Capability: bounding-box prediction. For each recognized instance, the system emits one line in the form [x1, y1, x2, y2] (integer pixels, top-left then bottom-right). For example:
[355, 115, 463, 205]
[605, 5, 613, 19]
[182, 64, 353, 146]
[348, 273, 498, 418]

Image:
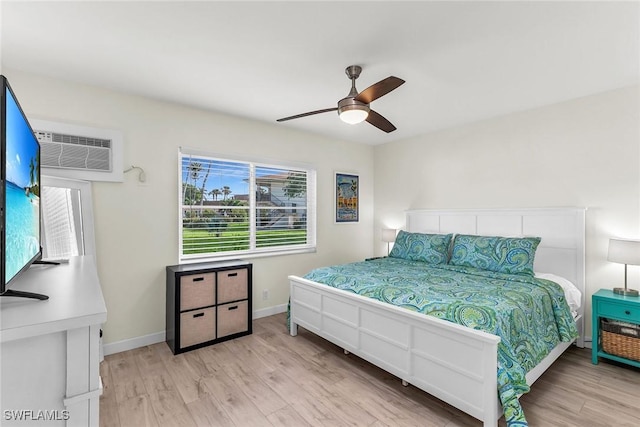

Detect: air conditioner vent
[53, 133, 111, 149]
[29, 118, 123, 182]
[35, 130, 112, 172]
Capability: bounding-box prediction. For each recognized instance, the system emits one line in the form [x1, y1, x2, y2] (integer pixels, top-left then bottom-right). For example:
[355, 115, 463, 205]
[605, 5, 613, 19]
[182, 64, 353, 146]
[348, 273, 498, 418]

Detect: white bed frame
[289, 208, 585, 426]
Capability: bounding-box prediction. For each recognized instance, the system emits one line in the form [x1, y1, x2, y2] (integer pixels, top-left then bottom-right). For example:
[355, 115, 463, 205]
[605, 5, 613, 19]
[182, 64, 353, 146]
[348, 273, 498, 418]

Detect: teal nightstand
[592, 289, 640, 368]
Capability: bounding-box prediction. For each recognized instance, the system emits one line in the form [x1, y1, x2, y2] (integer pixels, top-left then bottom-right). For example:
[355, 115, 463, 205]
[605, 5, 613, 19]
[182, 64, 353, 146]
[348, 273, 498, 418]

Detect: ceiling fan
[276, 65, 405, 133]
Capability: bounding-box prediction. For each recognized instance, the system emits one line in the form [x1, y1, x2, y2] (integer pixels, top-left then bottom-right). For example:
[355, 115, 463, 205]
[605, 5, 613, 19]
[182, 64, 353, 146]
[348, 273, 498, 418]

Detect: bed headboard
[406, 208, 586, 332]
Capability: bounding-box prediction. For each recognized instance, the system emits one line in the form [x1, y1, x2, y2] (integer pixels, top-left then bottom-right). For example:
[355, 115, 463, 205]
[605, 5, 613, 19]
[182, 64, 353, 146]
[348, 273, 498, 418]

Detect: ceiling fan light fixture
[276, 65, 404, 133]
[338, 104, 369, 125]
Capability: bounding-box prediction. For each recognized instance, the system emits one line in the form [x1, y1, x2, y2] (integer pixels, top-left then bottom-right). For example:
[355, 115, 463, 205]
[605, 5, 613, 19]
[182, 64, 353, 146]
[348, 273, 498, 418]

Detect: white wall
[7, 67, 638, 348]
[5, 69, 375, 346]
[374, 85, 640, 337]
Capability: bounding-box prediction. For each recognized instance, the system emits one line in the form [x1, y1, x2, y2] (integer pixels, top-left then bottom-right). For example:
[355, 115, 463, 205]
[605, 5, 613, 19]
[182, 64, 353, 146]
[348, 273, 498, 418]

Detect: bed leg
[483, 415, 498, 427]
[290, 321, 298, 337]
[343, 349, 350, 355]
[401, 380, 408, 387]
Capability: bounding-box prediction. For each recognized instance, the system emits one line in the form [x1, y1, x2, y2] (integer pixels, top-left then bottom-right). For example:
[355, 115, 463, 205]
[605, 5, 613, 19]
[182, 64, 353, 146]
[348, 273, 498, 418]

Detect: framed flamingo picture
[335, 172, 359, 223]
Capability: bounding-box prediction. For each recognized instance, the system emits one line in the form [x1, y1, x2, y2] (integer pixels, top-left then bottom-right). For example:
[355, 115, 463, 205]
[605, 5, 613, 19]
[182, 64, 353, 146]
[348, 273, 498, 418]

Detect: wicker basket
[601, 318, 640, 362]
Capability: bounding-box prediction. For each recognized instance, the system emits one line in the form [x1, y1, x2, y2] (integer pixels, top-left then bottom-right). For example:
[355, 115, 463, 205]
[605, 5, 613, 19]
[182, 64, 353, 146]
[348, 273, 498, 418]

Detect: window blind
[41, 186, 81, 259]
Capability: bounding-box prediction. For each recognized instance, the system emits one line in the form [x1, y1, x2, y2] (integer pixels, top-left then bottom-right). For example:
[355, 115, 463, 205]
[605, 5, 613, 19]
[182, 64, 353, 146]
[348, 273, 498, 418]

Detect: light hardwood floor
[100, 313, 640, 426]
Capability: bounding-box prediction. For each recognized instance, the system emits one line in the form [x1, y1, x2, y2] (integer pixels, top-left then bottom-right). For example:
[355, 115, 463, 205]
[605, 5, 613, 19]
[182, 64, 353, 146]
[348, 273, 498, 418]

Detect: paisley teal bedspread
[302, 257, 578, 427]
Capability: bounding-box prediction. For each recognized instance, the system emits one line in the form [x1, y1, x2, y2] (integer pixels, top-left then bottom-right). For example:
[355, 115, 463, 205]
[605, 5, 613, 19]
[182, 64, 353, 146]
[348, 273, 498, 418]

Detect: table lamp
[382, 228, 397, 256]
[608, 238, 640, 297]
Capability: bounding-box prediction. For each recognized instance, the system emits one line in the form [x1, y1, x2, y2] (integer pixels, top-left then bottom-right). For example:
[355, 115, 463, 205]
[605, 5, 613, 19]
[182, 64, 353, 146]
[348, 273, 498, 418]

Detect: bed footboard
[289, 275, 502, 426]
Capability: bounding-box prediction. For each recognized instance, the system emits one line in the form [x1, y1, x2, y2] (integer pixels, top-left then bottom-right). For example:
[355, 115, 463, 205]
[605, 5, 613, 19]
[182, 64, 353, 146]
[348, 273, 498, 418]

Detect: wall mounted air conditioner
[30, 118, 124, 182]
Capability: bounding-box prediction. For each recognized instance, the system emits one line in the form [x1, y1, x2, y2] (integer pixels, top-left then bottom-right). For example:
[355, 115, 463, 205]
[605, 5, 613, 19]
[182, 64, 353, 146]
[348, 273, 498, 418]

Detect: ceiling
[2, 1, 638, 145]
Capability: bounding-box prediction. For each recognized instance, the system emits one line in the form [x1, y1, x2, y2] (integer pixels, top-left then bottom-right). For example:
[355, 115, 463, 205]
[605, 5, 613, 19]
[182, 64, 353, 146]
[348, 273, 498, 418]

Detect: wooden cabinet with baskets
[166, 260, 252, 354]
[592, 289, 640, 368]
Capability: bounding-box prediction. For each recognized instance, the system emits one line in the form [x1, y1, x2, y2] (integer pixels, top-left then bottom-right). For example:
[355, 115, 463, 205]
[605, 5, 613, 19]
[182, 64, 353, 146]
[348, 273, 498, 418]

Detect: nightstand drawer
[597, 300, 639, 322]
[180, 307, 216, 348]
[218, 268, 248, 303]
[180, 272, 216, 311]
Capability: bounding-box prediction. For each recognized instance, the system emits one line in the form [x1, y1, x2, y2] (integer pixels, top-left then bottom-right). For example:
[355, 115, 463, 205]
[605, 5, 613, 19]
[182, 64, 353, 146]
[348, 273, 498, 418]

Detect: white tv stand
[0, 256, 107, 426]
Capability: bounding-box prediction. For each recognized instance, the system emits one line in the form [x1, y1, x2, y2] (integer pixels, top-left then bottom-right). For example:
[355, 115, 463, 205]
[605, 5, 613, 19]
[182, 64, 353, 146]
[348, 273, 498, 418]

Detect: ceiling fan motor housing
[337, 97, 370, 115]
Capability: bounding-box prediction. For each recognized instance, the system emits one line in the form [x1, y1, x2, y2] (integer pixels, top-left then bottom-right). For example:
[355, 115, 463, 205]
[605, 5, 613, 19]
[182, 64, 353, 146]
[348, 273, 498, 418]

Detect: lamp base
[613, 287, 640, 297]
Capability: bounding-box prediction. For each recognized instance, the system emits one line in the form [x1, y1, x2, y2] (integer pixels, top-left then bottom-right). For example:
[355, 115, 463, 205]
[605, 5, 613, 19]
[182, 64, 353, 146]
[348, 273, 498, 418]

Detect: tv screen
[1, 75, 46, 299]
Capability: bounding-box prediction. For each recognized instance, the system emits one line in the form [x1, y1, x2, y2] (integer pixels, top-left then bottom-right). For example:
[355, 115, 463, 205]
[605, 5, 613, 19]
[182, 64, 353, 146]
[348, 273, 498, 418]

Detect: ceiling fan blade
[355, 76, 405, 104]
[276, 107, 338, 122]
[366, 110, 397, 133]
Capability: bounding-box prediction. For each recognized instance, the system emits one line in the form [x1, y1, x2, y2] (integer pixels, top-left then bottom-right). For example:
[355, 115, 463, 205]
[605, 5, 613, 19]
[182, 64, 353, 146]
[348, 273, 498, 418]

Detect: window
[40, 176, 96, 260]
[179, 149, 316, 261]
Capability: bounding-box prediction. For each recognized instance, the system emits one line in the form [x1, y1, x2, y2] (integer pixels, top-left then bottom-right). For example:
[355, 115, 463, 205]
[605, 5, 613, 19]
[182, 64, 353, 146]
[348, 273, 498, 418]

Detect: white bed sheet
[535, 272, 582, 316]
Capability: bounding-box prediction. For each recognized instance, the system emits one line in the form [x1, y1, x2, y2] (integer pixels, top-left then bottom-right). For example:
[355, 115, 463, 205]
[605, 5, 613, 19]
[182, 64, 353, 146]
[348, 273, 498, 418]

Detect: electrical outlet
[262, 289, 269, 300]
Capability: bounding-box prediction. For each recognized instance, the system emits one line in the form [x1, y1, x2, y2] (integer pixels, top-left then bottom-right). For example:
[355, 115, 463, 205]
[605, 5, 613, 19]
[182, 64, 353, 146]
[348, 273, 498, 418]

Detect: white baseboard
[253, 303, 288, 319]
[103, 331, 165, 356]
[102, 304, 288, 356]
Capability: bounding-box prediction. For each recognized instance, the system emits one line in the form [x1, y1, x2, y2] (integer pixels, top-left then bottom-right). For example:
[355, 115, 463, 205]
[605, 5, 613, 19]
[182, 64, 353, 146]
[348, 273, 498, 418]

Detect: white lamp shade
[339, 109, 369, 124]
[608, 238, 640, 266]
[382, 228, 397, 243]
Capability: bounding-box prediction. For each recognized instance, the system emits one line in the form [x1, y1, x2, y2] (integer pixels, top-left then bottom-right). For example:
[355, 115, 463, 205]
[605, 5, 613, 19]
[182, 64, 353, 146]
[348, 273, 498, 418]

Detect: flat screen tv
[1, 75, 48, 300]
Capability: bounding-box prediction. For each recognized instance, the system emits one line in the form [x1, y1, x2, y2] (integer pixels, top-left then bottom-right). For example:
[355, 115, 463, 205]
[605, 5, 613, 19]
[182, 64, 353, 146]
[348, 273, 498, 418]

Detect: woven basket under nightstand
[601, 318, 640, 362]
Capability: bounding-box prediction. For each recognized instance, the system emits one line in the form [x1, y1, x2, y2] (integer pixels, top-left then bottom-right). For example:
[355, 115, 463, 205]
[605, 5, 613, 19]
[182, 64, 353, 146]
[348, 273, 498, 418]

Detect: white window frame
[178, 148, 317, 263]
[40, 175, 96, 260]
